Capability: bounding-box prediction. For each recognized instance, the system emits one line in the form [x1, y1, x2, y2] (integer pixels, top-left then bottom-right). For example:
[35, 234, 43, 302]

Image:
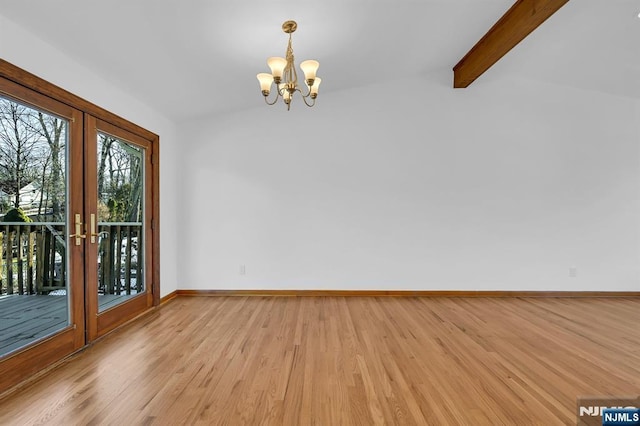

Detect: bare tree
[97, 135, 143, 222]
[37, 112, 65, 219]
[0, 99, 46, 209]
[98, 134, 115, 198]
[37, 153, 52, 216]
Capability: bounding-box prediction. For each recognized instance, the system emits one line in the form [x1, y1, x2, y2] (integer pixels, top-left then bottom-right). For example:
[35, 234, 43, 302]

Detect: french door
[84, 115, 153, 340]
[0, 73, 156, 393]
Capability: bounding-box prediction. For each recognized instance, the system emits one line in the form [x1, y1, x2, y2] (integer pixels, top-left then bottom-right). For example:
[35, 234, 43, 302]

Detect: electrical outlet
[239, 265, 246, 275]
[569, 266, 577, 278]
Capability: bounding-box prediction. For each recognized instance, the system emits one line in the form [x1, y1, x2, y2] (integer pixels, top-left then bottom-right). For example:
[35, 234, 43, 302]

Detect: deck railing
[97, 223, 143, 296]
[0, 222, 65, 295]
[0, 222, 142, 296]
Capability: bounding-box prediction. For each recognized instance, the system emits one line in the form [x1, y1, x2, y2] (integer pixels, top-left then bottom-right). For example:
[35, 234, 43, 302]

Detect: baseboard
[175, 289, 640, 298]
[160, 291, 178, 305]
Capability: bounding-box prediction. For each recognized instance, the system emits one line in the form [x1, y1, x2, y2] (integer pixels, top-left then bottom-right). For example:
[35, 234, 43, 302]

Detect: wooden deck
[0, 294, 138, 356]
[0, 295, 67, 356]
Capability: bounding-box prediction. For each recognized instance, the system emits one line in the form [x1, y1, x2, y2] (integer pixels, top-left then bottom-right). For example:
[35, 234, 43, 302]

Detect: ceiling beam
[453, 0, 569, 88]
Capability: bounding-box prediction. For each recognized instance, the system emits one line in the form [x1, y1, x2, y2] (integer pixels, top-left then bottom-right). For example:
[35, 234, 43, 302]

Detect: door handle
[69, 213, 86, 245]
[90, 213, 97, 243]
[89, 214, 109, 243]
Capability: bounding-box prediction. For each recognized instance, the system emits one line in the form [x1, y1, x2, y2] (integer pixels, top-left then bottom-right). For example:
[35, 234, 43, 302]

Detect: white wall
[0, 14, 179, 297]
[180, 70, 639, 291]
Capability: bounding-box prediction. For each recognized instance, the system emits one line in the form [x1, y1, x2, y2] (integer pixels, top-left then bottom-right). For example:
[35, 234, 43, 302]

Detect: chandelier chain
[285, 34, 298, 90]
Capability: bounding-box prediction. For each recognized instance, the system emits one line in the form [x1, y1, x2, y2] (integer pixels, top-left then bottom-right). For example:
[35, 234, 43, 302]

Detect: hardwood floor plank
[0, 296, 638, 425]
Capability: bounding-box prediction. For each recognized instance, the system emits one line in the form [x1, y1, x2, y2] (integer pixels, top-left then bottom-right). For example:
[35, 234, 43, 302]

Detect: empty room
[0, 0, 638, 424]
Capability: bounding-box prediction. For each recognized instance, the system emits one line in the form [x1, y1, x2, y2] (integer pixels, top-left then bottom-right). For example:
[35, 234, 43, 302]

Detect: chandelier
[256, 20, 321, 111]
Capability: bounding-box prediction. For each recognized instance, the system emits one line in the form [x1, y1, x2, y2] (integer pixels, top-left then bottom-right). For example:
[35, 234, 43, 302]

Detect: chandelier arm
[290, 87, 315, 107]
[299, 84, 312, 97]
[301, 94, 316, 107]
[263, 90, 280, 105]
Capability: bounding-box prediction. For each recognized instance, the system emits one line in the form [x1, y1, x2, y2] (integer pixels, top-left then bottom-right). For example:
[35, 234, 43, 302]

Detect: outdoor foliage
[3, 207, 33, 222]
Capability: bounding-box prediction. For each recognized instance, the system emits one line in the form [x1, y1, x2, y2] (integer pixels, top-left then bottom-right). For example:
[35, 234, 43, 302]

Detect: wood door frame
[0, 76, 85, 394]
[85, 116, 156, 340]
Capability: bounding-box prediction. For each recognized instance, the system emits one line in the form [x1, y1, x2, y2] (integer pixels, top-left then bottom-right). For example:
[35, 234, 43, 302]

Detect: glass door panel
[85, 115, 152, 341]
[0, 95, 71, 357]
[96, 133, 145, 312]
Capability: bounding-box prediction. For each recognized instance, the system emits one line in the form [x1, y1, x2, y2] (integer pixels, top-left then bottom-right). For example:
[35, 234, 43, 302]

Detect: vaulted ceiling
[1, 0, 638, 120]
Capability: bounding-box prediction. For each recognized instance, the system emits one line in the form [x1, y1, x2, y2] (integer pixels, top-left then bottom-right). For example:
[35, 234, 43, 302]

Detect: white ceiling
[1, 0, 638, 121]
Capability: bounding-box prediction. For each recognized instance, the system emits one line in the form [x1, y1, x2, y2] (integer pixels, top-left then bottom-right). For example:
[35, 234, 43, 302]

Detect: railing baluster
[125, 226, 132, 295]
[115, 225, 122, 295]
[98, 225, 105, 294]
[36, 228, 43, 294]
[105, 226, 113, 294]
[50, 230, 57, 290]
[17, 225, 23, 295]
[44, 228, 52, 291]
[59, 225, 66, 292]
[6, 226, 13, 295]
[27, 227, 34, 294]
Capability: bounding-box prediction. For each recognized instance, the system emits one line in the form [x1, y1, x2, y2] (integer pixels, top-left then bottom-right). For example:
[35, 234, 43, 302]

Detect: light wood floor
[0, 296, 638, 425]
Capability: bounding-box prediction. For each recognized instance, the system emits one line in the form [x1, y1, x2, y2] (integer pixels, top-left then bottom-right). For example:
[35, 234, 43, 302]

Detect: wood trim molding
[151, 135, 160, 307]
[175, 289, 640, 298]
[96, 294, 151, 339]
[160, 291, 178, 305]
[453, 0, 570, 88]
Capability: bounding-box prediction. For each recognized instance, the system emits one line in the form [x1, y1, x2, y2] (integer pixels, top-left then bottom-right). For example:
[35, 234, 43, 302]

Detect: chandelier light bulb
[300, 60, 320, 85]
[267, 57, 287, 81]
[256, 73, 273, 95]
[309, 77, 321, 99]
